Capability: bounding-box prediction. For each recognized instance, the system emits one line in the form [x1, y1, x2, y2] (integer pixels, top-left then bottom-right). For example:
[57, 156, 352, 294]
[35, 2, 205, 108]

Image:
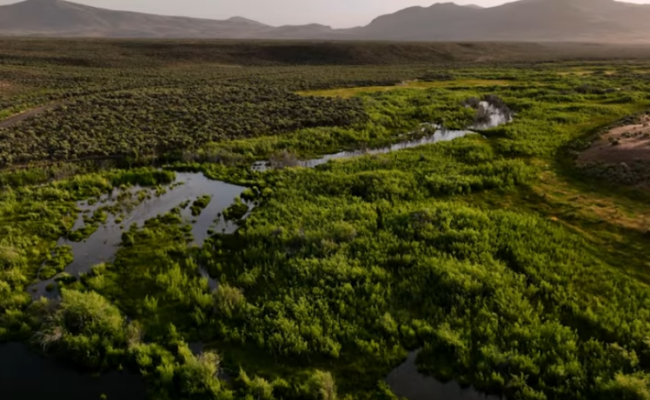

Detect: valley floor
[1, 41, 650, 400]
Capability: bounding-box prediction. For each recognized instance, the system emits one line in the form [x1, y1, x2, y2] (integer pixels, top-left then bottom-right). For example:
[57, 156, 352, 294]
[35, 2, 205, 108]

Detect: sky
[3, 0, 650, 27]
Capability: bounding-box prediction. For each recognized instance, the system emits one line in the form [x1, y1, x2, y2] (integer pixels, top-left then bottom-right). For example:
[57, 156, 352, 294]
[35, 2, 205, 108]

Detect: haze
[0, 0, 648, 27]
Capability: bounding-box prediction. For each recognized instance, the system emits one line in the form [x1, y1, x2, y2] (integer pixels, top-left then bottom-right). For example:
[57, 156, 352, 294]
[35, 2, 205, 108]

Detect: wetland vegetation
[1, 39, 650, 400]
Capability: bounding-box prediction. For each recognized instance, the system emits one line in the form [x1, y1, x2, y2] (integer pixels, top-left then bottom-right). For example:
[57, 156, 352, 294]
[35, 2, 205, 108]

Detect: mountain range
[1, 0, 650, 42]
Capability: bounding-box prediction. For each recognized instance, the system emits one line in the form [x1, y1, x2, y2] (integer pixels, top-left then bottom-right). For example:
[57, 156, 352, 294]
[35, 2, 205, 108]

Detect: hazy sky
[4, 0, 650, 27]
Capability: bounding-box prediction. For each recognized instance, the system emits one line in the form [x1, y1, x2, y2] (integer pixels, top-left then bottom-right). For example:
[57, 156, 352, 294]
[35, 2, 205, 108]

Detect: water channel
[253, 101, 510, 171]
[6, 100, 512, 400]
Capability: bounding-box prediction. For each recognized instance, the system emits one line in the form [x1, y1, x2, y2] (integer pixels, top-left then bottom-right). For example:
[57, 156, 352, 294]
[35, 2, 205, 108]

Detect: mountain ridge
[1, 0, 650, 42]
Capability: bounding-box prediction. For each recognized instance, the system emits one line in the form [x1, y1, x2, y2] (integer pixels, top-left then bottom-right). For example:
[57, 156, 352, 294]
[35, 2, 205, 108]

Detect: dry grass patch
[534, 170, 650, 233]
[556, 69, 615, 76]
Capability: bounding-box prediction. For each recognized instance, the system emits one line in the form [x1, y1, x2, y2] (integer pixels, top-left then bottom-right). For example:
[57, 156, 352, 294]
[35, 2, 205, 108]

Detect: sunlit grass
[298, 79, 515, 98]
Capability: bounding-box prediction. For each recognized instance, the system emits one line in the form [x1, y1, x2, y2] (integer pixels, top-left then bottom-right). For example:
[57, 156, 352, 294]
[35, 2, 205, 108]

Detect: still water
[386, 351, 501, 400]
[0, 343, 146, 400]
[29, 172, 246, 298]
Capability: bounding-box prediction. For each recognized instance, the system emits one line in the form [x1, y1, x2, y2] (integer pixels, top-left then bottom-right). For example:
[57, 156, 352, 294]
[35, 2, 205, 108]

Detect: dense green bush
[33, 290, 127, 368]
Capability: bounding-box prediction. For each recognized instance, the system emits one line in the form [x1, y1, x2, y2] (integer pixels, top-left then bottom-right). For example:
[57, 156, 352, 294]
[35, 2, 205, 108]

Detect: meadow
[1, 40, 650, 400]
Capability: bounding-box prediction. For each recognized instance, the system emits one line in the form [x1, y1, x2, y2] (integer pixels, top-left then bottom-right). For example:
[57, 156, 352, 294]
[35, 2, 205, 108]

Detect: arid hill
[1, 0, 650, 42]
[358, 0, 650, 42]
[0, 0, 340, 39]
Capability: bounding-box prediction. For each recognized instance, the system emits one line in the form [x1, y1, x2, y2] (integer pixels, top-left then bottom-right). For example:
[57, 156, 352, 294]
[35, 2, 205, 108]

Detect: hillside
[1, 0, 650, 42]
[356, 0, 650, 42]
[0, 0, 336, 39]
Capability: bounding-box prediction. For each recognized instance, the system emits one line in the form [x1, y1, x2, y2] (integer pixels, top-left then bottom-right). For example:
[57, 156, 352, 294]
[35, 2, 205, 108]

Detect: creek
[253, 100, 510, 171]
[15, 100, 512, 400]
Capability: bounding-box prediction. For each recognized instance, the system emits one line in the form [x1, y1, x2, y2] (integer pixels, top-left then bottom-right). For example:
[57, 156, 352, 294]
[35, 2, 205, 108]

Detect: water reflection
[29, 172, 246, 298]
[386, 351, 501, 400]
[0, 342, 146, 400]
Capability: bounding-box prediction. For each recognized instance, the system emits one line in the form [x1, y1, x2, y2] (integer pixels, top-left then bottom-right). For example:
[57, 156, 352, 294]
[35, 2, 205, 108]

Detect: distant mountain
[354, 0, 650, 42]
[0, 0, 337, 39]
[1, 0, 650, 42]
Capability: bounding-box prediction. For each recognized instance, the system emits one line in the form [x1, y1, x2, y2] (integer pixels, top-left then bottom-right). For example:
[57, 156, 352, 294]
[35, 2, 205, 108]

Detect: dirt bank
[578, 114, 650, 166]
[578, 114, 650, 187]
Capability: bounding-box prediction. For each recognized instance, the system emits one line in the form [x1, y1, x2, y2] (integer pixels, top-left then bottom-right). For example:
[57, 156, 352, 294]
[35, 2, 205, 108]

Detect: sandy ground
[578, 114, 650, 166]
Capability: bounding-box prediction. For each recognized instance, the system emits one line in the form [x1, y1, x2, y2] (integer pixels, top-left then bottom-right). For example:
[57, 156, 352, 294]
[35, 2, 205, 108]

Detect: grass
[298, 79, 515, 98]
[534, 170, 650, 232]
[465, 162, 650, 285]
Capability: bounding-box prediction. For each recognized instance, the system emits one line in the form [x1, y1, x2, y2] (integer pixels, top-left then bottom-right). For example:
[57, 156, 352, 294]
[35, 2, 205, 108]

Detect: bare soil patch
[578, 114, 650, 187]
[578, 114, 650, 166]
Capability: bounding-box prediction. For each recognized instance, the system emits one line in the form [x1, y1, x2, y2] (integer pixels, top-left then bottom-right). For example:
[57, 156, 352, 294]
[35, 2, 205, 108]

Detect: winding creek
[1, 100, 511, 400]
[253, 100, 510, 171]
